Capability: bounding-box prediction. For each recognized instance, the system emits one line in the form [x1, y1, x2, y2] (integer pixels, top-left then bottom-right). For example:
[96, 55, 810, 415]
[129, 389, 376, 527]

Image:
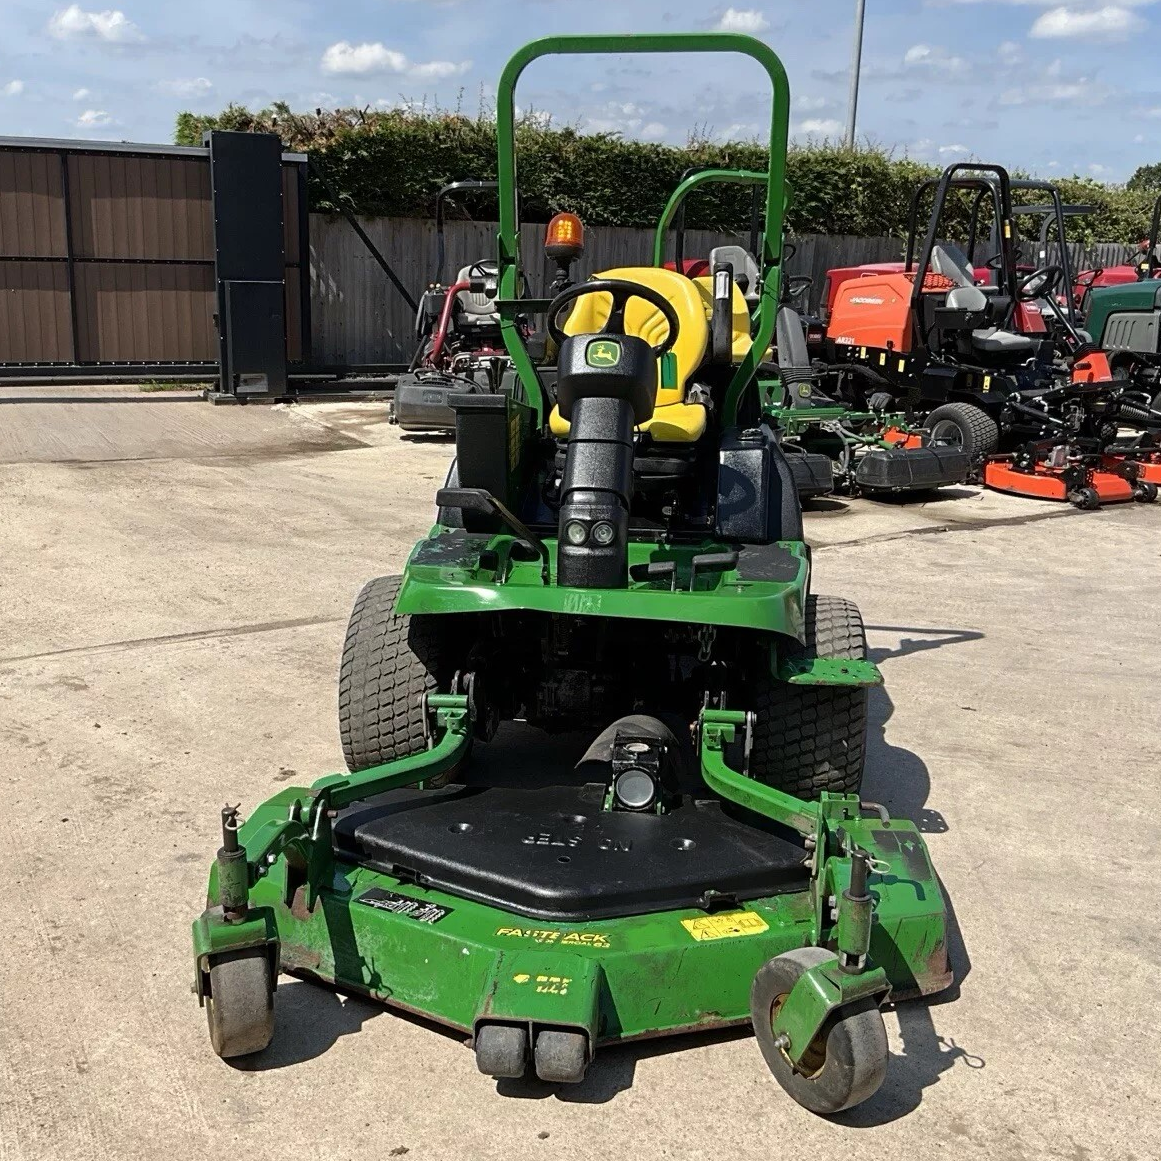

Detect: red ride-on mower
[391, 180, 530, 433]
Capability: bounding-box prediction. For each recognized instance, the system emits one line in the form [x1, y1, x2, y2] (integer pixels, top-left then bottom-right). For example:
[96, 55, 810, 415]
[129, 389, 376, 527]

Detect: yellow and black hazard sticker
[680, 911, 770, 942]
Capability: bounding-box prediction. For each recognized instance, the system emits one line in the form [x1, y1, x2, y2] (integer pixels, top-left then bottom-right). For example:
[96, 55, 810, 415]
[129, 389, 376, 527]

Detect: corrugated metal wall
[0, 141, 305, 368]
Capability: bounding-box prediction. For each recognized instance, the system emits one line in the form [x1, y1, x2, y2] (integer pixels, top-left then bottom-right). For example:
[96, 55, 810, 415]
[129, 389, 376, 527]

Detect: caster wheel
[1069, 486, 1100, 511]
[750, 947, 888, 1116]
[1134, 482, 1158, 504]
[533, 1029, 589, 1084]
[475, 1024, 528, 1079]
[205, 950, 274, 1059]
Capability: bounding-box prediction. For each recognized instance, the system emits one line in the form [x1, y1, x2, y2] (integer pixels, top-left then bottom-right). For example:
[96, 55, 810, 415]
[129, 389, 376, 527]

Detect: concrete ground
[1, 387, 1158, 1160]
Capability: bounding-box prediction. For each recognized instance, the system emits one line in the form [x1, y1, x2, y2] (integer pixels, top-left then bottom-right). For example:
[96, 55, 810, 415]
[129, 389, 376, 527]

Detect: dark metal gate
[0, 134, 311, 389]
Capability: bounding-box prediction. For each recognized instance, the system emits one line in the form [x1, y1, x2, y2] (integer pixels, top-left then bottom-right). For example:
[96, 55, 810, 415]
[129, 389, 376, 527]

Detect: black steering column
[546, 280, 679, 588]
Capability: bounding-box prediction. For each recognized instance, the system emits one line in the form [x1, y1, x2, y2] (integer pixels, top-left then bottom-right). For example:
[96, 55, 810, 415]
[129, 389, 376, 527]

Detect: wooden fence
[308, 215, 1136, 365]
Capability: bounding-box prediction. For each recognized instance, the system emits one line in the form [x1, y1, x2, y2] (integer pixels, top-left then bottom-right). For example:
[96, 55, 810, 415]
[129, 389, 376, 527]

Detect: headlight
[564, 520, 588, 546]
[591, 521, 616, 546]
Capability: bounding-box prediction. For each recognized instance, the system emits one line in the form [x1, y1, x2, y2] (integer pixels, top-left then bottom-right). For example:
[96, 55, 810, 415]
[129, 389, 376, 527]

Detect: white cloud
[796, 117, 843, 135]
[320, 41, 470, 80]
[47, 5, 143, 43]
[716, 6, 770, 32]
[1088, 162, 1110, 174]
[998, 39, 1024, 64]
[157, 77, 213, 97]
[903, 43, 970, 75]
[3, 80, 24, 96]
[796, 95, 832, 112]
[999, 74, 1107, 104]
[1030, 5, 1144, 39]
[72, 86, 91, 100]
[76, 109, 113, 126]
[939, 143, 970, 154]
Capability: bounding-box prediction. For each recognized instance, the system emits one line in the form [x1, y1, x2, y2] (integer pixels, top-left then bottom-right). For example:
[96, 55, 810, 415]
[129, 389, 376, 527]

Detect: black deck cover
[333, 783, 808, 922]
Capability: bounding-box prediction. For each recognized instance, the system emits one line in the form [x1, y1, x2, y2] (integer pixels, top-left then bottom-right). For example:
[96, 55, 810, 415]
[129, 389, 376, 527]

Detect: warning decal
[680, 911, 769, 942]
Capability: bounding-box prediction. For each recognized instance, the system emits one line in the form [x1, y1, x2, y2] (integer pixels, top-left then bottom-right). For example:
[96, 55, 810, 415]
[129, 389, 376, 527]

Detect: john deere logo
[586, 340, 621, 367]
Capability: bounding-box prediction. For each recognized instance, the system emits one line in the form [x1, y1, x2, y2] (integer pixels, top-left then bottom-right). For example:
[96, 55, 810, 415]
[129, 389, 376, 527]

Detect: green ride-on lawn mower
[191, 33, 953, 1117]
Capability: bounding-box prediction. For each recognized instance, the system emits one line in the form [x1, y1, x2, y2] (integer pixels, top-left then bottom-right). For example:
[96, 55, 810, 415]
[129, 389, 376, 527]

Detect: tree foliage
[175, 103, 1155, 242]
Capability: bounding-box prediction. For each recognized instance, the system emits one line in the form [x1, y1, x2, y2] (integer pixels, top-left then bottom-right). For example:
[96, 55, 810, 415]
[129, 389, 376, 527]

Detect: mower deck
[984, 457, 1136, 506]
[204, 763, 951, 1048]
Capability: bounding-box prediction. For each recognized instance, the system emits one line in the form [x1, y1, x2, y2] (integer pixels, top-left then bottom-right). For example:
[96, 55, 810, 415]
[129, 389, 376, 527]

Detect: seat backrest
[930, 244, 978, 288]
[562, 267, 710, 408]
[945, 285, 988, 312]
[455, 260, 499, 321]
[709, 245, 762, 306]
[775, 305, 811, 369]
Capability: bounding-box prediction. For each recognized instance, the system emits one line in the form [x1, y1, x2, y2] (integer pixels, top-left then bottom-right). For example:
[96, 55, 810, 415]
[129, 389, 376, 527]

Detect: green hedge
[175, 103, 1156, 243]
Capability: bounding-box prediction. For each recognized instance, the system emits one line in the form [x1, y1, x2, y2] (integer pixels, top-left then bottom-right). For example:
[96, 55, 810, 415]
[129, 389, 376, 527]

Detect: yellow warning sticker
[680, 911, 770, 942]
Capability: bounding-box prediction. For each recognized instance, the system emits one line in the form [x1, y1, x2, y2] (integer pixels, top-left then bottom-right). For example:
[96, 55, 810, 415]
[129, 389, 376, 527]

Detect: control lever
[435, 488, 550, 583]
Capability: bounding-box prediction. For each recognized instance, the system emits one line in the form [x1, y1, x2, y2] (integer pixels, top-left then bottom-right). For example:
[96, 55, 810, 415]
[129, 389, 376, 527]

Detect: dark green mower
[191, 33, 953, 1116]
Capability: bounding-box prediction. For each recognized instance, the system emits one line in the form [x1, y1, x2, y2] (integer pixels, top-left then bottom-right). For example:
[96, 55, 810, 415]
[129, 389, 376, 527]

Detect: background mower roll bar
[904, 165, 1019, 314]
[656, 166, 768, 272]
[432, 179, 499, 284]
[493, 33, 791, 429]
[967, 179, 1085, 327]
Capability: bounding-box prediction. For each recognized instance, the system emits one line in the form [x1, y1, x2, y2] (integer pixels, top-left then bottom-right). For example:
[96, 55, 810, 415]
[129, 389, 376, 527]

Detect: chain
[697, 625, 716, 663]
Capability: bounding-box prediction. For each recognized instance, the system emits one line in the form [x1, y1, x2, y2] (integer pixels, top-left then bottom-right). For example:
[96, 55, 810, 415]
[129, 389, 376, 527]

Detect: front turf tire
[750, 596, 869, 799]
[338, 574, 457, 773]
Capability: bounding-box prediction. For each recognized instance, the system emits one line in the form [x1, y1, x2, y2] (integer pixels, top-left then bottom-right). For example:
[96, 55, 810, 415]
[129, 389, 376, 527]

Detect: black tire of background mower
[338, 575, 454, 773]
[750, 596, 868, 799]
[925, 402, 1000, 459]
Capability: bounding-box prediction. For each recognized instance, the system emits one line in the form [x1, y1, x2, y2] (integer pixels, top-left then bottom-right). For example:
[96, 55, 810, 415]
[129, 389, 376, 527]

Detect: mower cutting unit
[191, 34, 952, 1116]
[391, 180, 522, 432]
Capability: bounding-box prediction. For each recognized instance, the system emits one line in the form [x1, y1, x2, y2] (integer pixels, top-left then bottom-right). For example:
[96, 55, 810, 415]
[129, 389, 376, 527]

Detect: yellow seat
[549, 267, 710, 443]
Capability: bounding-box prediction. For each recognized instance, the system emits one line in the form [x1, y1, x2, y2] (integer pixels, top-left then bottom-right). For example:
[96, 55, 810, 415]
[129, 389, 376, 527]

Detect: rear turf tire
[750, 596, 868, 799]
[926, 402, 999, 459]
[338, 575, 457, 773]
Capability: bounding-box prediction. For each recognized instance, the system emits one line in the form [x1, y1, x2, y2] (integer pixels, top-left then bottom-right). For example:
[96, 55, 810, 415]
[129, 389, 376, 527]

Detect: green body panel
[395, 531, 812, 639]
[779, 656, 883, 687]
[208, 820, 947, 1044]
[1086, 280, 1161, 350]
[769, 960, 889, 1064]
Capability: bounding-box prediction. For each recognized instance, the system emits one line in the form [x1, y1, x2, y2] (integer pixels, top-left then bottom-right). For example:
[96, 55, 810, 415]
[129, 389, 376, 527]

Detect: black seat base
[334, 782, 808, 922]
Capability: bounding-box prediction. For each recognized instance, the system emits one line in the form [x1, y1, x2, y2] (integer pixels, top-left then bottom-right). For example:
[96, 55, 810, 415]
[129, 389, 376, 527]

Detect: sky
[0, 0, 1157, 183]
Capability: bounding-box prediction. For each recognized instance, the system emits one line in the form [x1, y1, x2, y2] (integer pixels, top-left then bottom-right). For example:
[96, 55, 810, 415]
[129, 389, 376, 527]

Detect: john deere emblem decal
[586, 340, 621, 367]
